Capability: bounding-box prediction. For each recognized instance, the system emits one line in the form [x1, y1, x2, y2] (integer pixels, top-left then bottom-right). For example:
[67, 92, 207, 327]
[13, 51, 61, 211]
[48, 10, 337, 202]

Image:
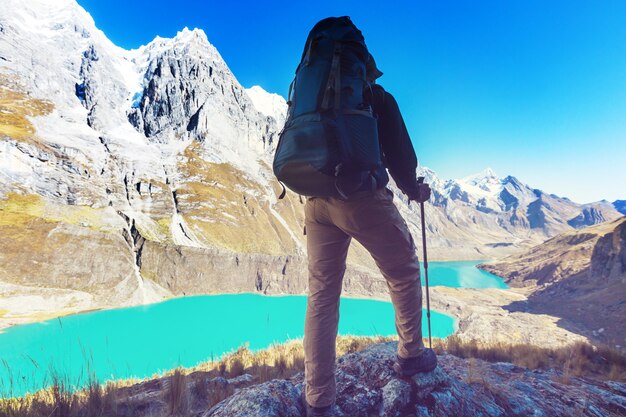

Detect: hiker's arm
[373, 86, 419, 195]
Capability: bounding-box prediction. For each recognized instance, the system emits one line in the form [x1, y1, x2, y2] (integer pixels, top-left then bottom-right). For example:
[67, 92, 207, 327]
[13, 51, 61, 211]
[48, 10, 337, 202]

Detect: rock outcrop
[138, 240, 391, 298]
[568, 206, 611, 229]
[111, 343, 626, 417]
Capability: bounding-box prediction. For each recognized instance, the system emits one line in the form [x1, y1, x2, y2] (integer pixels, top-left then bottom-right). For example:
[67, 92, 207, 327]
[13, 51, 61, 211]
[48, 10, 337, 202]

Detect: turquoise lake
[0, 261, 505, 397]
[420, 260, 507, 289]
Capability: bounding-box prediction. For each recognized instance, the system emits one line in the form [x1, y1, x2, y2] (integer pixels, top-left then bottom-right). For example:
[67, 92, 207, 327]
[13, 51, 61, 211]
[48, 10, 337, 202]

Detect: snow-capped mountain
[432, 167, 619, 235]
[0, 0, 621, 322]
[245, 85, 288, 128]
[0, 0, 294, 317]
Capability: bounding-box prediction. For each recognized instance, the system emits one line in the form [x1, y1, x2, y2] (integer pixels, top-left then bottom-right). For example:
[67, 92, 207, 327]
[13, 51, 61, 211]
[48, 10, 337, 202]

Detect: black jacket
[367, 84, 419, 196]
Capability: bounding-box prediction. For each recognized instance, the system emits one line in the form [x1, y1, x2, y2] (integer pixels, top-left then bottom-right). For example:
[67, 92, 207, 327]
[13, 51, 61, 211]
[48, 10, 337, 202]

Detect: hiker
[273, 17, 436, 416]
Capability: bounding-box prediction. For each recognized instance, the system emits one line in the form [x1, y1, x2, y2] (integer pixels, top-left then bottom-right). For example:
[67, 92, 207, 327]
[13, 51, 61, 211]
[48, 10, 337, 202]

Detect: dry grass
[0, 77, 54, 141]
[0, 193, 46, 227]
[2, 335, 624, 416]
[0, 372, 116, 417]
[0, 192, 111, 231]
[0, 193, 129, 293]
[436, 335, 626, 382]
[0, 336, 389, 416]
[463, 358, 481, 384]
[132, 216, 174, 244]
[188, 336, 391, 383]
[174, 143, 299, 255]
[166, 369, 189, 417]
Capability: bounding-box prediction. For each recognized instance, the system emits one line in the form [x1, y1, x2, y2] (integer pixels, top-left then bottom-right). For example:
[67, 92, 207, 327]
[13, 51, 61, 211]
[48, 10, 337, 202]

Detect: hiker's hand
[406, 182, 431, 203]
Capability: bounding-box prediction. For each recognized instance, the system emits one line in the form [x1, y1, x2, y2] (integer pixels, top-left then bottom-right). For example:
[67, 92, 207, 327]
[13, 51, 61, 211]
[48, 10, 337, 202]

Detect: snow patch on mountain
[245, 85, 287, 127]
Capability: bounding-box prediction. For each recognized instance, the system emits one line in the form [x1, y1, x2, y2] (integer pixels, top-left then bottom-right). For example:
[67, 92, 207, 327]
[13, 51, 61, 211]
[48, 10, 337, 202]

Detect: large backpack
[272, 16, 383, 199]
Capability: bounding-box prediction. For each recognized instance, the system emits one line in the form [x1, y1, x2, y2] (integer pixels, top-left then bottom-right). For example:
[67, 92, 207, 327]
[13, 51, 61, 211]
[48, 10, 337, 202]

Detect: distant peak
[141, 26, 212, 52]
[502, 174, 521, 184]
[247, 85, 269, 94]
[481, 167, 497, 178]
[417, 165, 437, 177]
[462, 167, 499, 184]
[166, 27, 211, 49]
[245, 86, 287, 120]
[174, 27, 208, 42]
[247, 85, 280, 97]
[246, 85, 287, 103]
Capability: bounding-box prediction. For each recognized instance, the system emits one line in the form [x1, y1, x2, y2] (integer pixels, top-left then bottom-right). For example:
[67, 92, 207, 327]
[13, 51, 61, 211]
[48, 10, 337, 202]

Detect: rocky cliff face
[108, 343, 626, 417]
[568, 206, 611, 228]
[0, 0, 622, 325]
[0, 0, 300, 323]
[479, 216, 626, 347]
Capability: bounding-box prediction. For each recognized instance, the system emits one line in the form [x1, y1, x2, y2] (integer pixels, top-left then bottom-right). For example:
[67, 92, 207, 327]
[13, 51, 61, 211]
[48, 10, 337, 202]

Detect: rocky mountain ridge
[0, 0, 623, 325]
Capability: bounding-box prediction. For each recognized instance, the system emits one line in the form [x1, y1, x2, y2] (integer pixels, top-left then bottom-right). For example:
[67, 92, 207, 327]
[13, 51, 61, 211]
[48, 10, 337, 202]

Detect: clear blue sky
[77, 0, 626, 204]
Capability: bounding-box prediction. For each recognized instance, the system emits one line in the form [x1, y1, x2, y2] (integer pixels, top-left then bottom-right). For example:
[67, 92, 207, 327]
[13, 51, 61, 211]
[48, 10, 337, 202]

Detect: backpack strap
[320, 43, 342, 111]
[302, 34, 319, 66]
[287, 77, 296, 106]
[334, 178, 349, 200]
[278, 181, 287, 199]
[333, 44, 342, 110]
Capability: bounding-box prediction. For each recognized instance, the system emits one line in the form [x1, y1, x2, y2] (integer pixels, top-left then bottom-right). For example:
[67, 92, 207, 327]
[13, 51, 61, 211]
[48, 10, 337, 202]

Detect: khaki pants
[304, 187, 424, 408]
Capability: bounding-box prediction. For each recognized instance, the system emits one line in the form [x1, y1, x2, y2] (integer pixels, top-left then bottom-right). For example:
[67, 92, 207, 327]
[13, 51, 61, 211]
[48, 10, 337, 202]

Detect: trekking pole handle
[407, 177, 427, 208]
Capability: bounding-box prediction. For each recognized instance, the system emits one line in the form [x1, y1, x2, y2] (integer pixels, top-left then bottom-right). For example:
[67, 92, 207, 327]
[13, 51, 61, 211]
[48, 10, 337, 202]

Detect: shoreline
[0, 283, 588, 349]
[0, 290, 442, 331]
[0, 271, 596, 398]
[0, 259, 493, 332]
[0, 261, 591, 349]
[0, 284, 595, 401]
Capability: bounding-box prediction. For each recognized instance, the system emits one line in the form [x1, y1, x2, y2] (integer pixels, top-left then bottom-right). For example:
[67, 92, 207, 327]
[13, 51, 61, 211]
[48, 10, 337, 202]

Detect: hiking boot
[301, 390, 333, 417]
[305, 402, 332, 417]
[393, 348, 438, 377]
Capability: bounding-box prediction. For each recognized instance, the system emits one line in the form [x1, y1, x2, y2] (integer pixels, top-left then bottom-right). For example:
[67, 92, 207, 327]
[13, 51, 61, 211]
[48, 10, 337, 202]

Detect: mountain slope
[0, 0, 622, 325]
[479, 216, 626, 346]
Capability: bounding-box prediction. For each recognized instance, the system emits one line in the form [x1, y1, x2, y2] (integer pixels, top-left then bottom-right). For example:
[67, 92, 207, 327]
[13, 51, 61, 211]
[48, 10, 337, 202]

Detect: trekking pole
[417, 177, 432, 349]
